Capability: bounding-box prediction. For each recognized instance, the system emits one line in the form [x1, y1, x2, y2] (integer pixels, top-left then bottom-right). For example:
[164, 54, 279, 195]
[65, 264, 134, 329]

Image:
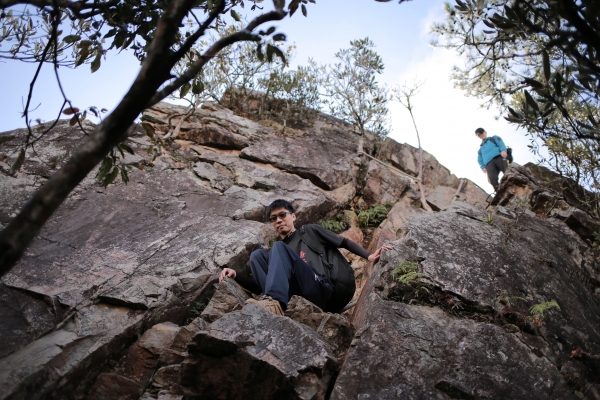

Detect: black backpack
[299, 225, 356, 313]
[490, 136, 513, 163]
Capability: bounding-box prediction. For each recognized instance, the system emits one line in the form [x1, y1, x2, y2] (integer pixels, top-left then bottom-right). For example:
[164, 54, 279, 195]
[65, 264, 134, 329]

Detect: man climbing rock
[476, 127, 508, 192]
[219, 199, 392, 316]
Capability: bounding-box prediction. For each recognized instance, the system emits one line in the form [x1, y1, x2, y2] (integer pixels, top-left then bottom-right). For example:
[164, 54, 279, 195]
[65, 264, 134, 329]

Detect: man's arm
[310, 224, 392, 263]
[219, 268, 262, 294]
[478, 149, 485, 170]
[339, 238, 371, 259]
[340, 237, 393, 263]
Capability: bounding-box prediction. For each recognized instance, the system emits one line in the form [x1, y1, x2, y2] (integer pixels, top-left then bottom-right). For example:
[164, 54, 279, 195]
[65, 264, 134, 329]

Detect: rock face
[333, 194, 600, 398]
[1, 100, 598, 400]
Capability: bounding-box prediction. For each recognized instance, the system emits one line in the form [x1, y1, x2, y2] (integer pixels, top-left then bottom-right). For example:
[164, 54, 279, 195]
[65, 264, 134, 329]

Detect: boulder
[493, 163, 599, 242]
[180, 304, 338, 400]
[286, 296, 355, 358]
[200, 278, 250, 323]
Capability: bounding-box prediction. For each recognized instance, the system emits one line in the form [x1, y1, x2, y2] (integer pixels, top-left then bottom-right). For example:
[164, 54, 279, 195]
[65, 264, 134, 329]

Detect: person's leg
[486, 157, 501, 191]
[249, 249, 269, 292]
[265, 241, 331, 310]
[497, 155, 508, 174]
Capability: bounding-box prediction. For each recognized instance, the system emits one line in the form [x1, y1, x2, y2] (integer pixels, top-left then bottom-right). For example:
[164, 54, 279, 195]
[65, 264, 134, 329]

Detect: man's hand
[482, 168, 487, 174]
[219, 268, 236, 282]
[368, 245, 393, 263]
[501, 151, 508, 159]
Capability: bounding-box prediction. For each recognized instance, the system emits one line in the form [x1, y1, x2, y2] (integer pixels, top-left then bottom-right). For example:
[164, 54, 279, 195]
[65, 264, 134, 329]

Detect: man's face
[269, 207, 296, 237]
[476, 130, 488, 140]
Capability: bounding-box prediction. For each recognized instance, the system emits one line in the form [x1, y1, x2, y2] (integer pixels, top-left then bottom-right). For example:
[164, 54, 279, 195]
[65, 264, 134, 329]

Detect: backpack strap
[489, 136, 500, 148]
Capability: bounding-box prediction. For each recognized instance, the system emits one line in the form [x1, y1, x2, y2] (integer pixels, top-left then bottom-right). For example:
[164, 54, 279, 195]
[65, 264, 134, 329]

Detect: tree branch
[0, 0, 198, 276]
[0, 0, 292, 277]
[148, 9, 286, 106]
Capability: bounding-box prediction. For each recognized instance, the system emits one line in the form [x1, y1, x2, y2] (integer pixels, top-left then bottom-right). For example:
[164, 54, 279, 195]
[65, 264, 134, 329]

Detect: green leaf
[120, 143, 135, 155]
[301, 4, 307, 16]
[523, 78, 544, 89]
[63, 34, 81, 43]
[103, 167, 119, 186]
[272, 33, 286, 41]
[267, 44, 285, 63]
[141, 122, 155, 139]
[552, 74, 562, 98]
[231, 10, 241, 21]
[10, 148, 25, 174]
[0, 135, 15, 145]
[524, 90, 539, 112]
[97, 157, 113, 180]
[120, 167, 130, 184]
[507, 106, 521, 117]
[75, 47, 89, 67]
[288, 0, 300, 16]
[180, 83, 191, 98]
[90, 54, 101, 73]
[266, 26, 276, 35]
[192, 80, 205, 95]
[103, 29, 117, 39]
[69, 115, 79, 126]
[62, 107, 79, 115]
[542, 51, 550, 82]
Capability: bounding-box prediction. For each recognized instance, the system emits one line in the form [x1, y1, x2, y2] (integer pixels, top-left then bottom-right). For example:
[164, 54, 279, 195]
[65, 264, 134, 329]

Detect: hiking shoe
[245, 295, 284, 316]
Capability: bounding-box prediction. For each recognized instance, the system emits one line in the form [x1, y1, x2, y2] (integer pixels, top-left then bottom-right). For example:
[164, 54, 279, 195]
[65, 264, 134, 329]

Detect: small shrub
[188, 300, 208, 318]
[357, 203, 393, 228]
[482, 212, 494, 224]
[589, 230, 600, 252]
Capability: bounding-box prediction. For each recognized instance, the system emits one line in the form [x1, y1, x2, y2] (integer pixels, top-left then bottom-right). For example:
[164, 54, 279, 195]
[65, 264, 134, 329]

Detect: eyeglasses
[269, 211, 292, 222]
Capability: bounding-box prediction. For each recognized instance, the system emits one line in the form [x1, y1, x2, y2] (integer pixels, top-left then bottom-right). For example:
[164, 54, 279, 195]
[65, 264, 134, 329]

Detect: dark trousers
[249, 241, 331, 310]
[486, 156, 508, 191]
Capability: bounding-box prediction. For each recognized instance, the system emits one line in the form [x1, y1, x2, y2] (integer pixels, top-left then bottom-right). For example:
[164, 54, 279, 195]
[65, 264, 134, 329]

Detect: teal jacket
[478, 136, 507, 169]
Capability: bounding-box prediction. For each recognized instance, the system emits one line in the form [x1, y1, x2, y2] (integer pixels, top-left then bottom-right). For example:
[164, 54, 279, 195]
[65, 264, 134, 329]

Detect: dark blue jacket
[478, 136, 507, 169]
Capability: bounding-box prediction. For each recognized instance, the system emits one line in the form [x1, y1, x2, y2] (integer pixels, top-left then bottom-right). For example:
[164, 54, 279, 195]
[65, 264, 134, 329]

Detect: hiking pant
[486, 155, 508, 191]
[249, 241, 332, 310]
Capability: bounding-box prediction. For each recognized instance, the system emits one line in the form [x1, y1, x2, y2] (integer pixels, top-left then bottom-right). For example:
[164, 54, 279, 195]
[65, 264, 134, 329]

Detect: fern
[318, 212, 350, 233]
[391, 260, 432, 291]
[529, 301, 560, 319]
[318, 219, 347, 233]
[495, 290, 525, 307]
[357, 203, 393, 228]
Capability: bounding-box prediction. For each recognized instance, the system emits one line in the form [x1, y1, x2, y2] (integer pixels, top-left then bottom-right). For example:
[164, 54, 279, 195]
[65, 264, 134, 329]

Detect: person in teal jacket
[476, 127, 508, 192]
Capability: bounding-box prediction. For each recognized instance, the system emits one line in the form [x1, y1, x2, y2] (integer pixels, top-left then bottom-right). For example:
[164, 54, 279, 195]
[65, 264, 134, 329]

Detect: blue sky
[0, 0, 536, 192]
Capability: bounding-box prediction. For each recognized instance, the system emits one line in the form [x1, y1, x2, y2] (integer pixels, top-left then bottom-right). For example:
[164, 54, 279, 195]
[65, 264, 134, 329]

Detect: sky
[0, 0, 538, 193]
